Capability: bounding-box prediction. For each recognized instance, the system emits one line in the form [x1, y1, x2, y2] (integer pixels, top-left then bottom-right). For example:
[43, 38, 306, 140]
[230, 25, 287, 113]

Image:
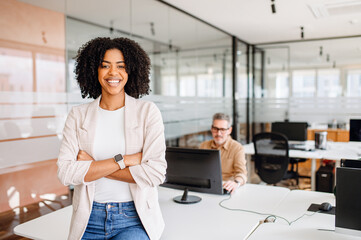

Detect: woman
[57, 37, 167, 240]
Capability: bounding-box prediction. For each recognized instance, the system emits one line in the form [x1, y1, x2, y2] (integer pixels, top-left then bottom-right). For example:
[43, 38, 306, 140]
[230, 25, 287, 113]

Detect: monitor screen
[271, 121, 308, 141]
[335, 167, 361, 236]
[349, 119, 361, 142]
[161, 147, 223, 197]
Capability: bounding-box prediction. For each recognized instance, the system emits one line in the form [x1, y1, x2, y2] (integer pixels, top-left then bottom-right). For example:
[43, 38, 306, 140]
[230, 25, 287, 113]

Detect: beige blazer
[57, 94, 167, 240]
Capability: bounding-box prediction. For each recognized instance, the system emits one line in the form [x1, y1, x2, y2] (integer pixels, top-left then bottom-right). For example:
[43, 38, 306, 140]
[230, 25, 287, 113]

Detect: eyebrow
[101, 60, 125, 64]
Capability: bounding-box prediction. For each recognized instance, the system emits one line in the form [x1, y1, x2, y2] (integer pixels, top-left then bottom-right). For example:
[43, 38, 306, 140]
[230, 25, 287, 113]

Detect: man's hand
[77, 150, 94, 161]
[223, 180, 239, 194]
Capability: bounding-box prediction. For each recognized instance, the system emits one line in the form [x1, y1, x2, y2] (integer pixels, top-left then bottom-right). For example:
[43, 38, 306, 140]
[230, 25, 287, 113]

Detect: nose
[108, 65, 118, 76]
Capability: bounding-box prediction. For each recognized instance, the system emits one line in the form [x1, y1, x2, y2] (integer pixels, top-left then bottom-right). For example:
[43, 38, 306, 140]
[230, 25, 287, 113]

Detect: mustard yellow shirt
[200, 136, 247, 185]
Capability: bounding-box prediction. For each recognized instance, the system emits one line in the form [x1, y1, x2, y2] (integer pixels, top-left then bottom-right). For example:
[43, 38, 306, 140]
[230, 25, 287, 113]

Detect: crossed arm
[77, 150, 142, 183]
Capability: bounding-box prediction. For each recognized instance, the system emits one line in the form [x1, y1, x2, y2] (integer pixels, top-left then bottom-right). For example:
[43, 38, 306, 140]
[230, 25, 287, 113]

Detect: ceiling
[163, 0, 361, 69]
[19, 0, 361, 69]
[163, 0, 361, 44]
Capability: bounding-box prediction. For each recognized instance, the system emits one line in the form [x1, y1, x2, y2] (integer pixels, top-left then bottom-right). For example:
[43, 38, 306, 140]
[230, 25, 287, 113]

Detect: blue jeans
[82, 201, 149, 240]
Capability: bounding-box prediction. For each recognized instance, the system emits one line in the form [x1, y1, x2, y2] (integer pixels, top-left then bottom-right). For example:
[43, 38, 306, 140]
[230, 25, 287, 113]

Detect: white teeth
[108, 80, 120, 83]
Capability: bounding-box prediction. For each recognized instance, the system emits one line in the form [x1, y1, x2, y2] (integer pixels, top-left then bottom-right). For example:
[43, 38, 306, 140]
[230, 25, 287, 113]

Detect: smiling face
[98, 48, 128, 98]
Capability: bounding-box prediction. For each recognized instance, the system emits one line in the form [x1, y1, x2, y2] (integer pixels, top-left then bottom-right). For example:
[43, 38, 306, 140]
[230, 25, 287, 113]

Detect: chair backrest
[253, 132, 289, 184]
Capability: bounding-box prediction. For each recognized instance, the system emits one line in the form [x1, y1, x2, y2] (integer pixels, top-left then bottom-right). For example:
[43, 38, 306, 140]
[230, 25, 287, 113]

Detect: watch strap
[114, 154, 126, 169]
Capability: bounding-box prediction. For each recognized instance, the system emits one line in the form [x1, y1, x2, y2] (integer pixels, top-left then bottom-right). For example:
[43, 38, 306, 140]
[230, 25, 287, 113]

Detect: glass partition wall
[65, 0, 242, 148]
[0, 0, 255, 215]
[256, 37, 361, 134]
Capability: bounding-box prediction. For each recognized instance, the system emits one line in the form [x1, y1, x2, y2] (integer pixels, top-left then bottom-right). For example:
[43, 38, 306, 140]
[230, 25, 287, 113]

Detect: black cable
[219, 195, 320, 226]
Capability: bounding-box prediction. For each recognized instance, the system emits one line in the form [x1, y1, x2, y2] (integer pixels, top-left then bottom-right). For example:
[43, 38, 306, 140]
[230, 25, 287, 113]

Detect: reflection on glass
[0, 47, 33, 91]
[36, 53, 65, 92]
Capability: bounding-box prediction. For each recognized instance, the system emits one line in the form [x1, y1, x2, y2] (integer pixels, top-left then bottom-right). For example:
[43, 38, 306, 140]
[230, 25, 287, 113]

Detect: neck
[99, 93, 125, 111]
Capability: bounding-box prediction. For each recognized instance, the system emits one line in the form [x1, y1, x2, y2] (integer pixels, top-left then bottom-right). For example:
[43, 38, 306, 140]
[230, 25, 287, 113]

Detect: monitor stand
[173, 188, 201, 204]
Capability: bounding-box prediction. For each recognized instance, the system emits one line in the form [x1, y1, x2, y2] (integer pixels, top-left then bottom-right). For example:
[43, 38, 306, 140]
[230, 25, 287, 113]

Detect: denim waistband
[92, 201, 135, 210]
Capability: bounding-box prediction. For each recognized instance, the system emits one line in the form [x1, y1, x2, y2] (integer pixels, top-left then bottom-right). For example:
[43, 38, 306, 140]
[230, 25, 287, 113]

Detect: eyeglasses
[211, 125, 229, 134]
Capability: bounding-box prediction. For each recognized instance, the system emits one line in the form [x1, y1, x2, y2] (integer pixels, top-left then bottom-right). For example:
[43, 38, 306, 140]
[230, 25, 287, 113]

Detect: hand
[223, 180, 239, 194]
[77, 150, 94, 161]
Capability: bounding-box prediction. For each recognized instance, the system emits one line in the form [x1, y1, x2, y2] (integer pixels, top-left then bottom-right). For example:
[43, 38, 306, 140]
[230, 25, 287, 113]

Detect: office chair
[253, 132, 290, 185]
[285, 157, 310, 186]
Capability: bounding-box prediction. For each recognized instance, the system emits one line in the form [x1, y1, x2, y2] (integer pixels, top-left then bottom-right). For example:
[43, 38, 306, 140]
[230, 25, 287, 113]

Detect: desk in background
[243, 141, 361, 191]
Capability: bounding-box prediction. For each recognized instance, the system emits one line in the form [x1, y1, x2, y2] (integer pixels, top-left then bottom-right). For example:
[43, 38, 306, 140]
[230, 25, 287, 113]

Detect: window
[292, 70, 315, 97]
[197, 73, 222, 97]
[266, 71, 289, 98]
[0, 47, 33, 91]
[317, 69, 340, 97]
[346, 70, 361, 97]
[179, 75, 196, 96]
[36, 53, 66, 92]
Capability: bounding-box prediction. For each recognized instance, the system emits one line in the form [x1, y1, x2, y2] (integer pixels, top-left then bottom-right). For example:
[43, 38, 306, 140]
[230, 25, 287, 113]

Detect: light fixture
[150, 22, 155, 36]
[326, 54, 330, 62]
[109, 20, 114, 34]
[271, 0, 276, 14]
[300, 26, 304, 39]
[168, 39, 172, 50]
[319, 46, 323, 56]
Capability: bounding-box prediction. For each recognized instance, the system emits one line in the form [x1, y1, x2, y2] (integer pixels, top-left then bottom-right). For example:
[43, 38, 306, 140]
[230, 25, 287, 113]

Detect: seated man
[200, 113, 247, 193]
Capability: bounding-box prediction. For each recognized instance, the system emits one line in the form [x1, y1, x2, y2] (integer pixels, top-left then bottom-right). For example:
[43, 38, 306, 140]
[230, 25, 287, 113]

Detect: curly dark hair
[74, 37, 151, 99]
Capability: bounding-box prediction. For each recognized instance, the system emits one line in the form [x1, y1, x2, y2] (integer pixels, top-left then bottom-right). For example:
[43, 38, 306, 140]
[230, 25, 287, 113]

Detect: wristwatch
[114, 154, 126, 169]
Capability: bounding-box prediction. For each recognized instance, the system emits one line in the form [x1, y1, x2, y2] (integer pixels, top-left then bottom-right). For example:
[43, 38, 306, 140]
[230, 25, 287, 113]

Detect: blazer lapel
[124, 94, 139, 154]
[79, 97, 100, 157]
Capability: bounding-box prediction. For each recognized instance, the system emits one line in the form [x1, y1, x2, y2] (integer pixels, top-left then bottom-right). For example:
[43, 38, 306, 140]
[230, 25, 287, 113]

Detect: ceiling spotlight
[150, 22, 155, 36]
[300, 26, 304, 39]
[271, 0, 276, 14]
[109, 20, 114, 34]
[326, 54, 330, 62]
[319, 46, 323, 56]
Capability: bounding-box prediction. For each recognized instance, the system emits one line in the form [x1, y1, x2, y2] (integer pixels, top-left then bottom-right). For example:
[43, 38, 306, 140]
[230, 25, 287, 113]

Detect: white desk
[243, 141, 361, 190]
[248, 190, 360, 240]
[14, 184, 290, 240]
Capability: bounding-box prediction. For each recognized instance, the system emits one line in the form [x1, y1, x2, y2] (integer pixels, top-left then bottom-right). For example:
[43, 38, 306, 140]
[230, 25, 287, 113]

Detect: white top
[92, 106, 132, 203]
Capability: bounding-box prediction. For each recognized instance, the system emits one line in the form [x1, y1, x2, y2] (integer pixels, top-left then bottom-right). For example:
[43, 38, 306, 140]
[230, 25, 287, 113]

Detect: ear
[228, 126, 233, 134]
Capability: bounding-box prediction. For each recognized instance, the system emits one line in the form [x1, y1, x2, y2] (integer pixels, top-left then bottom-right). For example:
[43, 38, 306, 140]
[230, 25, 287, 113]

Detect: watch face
[115, 154, 123, 162]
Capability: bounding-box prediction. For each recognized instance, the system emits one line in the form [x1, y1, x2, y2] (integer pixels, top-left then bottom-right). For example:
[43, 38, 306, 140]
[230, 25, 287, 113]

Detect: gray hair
[212, 113, 232, 127]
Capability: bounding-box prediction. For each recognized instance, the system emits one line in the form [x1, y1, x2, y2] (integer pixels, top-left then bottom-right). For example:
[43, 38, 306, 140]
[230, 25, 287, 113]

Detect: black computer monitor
[349, 119, 361, 142]
[271, 121, 308, 141]
[335, 166, 361, 237]
[161, 147, 223, 204]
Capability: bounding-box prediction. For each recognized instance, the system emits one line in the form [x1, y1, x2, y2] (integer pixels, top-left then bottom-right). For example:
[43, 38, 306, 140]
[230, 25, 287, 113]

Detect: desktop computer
[271, 121, 308, 142]
[335, 166, 361, 237]
[349, 119, 361, 142]
[161, 147, 223, 204]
